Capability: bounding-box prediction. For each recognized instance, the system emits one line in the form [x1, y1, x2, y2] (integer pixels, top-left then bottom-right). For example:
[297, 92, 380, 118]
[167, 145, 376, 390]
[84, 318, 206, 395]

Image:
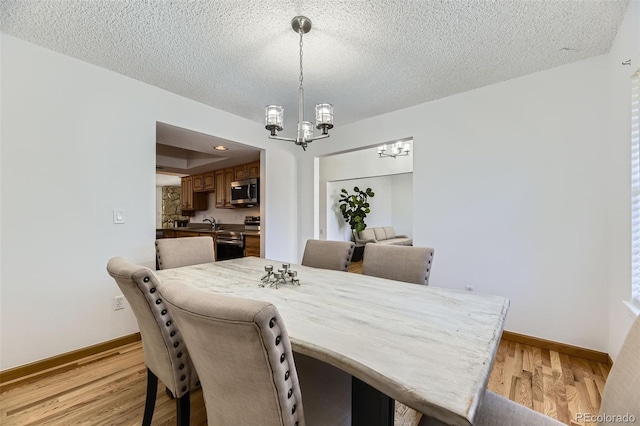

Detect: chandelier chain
[299, 27, 304, 88]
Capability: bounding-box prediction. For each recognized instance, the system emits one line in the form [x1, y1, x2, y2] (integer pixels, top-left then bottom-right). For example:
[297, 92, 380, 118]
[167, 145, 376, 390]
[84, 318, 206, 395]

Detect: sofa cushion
[358, 228, 376, 242]
[383, 227, 396, 239]
[377, 238, 413, 246]
[373, 227, 387, 241]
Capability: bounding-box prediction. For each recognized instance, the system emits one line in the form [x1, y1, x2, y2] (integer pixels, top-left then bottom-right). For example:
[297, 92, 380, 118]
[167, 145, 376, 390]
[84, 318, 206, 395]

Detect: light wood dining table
[156, 257, 509, 426]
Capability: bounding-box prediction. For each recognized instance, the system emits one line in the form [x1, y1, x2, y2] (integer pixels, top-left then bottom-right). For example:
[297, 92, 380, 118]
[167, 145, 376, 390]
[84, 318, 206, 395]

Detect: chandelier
[378, 142, 411, 159]
[265, 16, 333, 151]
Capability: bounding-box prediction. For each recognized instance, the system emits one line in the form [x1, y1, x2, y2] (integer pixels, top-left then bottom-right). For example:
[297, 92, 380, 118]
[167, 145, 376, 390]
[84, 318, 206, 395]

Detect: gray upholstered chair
[107, 257, 198, 426]
[421, 315, 640, 426]
[155, 236, 215, 270]
[301, 239, 355, 272]
[362, 244, 435, 285]
[157, 279, 305, 426]
[598, 314, 639, 425]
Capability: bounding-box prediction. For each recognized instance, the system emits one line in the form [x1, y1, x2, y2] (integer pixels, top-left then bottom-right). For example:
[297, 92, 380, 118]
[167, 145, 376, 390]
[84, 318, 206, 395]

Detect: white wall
[298, 50, 617, 352]
[605, 0, 639, 360]
[0, 35, 299, 369]
[391, 173, 413, 238]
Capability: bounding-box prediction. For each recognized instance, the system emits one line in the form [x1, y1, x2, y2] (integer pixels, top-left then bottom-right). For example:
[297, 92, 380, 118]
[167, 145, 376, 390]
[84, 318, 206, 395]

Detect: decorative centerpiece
[260, 264, 300, 288]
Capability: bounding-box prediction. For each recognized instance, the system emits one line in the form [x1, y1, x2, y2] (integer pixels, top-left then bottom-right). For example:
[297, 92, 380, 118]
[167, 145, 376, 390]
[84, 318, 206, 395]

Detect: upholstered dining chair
[157, 279, 305, 426]
[421, 315, 640, 426]
[301, 239, 355, 272]
[155, 236, 215, 270]
[107, 257, 198, 426]
[362, 244, 435, 285]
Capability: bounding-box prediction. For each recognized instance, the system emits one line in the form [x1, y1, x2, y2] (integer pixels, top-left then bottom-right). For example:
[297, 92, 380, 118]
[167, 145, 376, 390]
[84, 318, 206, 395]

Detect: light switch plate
[113, 209, 125, 224]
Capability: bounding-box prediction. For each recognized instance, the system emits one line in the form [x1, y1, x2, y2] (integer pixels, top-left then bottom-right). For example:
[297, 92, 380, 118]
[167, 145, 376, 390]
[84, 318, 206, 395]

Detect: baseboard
[502, 330, 609, 364]
[0, 332, 141, 385]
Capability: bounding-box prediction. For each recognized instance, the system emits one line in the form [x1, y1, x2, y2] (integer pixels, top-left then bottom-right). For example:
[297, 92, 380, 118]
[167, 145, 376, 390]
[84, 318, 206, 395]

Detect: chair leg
[176, 392, 190, 426]
[143, 368, 158, 426]
[166, 386, 175, 399]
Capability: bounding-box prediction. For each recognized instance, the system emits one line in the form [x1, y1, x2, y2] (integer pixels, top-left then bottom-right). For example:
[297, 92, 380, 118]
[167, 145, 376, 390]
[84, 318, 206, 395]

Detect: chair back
[157, 280, 305, 426]
[599, 315, 640, 425]
[301, 239, 355, 272]
[155, 236, 215, 270]
[106, 257, 197, 398]
[362, 244, 435, 285]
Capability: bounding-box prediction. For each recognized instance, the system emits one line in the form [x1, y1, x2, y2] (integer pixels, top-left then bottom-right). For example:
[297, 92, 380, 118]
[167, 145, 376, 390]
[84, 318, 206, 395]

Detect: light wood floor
[1, 260, 610, 425]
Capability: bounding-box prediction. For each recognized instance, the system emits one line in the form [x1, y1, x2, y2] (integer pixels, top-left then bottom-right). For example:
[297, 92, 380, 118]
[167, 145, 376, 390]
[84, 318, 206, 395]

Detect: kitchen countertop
[158, 228, 260, 236]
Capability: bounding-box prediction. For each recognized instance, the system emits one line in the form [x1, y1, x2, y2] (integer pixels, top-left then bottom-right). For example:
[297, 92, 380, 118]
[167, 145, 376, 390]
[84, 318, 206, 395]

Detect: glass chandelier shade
[315, 103, 334, 135]
[265, 105, 284, 135]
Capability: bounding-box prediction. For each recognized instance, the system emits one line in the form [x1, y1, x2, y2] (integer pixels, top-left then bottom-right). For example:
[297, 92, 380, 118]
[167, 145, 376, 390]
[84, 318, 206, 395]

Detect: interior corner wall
[391, 173, 413, 238]
[300, 53, 613, 351]
[0, 35, 299, 370]
[605, 0, 639, 361]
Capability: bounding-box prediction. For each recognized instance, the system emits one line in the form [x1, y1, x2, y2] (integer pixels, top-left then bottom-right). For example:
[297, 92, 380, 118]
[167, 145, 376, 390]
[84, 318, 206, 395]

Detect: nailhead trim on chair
[137, 270, 198, 399]
[259, 312, 303, 425]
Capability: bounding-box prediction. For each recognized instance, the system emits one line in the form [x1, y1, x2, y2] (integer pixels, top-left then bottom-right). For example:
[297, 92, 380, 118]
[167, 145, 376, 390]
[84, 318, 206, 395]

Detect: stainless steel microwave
[230, 178, 259, 206]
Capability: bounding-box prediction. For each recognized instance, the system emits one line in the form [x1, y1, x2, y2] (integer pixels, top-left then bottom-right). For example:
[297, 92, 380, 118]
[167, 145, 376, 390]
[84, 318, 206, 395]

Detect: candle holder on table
[260, 264, 300, 288]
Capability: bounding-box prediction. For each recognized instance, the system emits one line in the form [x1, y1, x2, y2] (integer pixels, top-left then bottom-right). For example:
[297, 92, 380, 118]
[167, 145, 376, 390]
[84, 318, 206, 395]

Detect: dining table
[156, 257, 509, 426]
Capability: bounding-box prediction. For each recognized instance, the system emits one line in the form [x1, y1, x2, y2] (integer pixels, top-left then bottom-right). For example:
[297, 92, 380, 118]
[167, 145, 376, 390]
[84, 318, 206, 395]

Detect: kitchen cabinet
[192, 174, 204, 192]
[181, 176, 208, 212]
[234, 161, 260, 180]
[202, 171, 215, 191]
[215, 168, 235, 208]
[193, 171, 215, 192]
[244, 234, 261, 257]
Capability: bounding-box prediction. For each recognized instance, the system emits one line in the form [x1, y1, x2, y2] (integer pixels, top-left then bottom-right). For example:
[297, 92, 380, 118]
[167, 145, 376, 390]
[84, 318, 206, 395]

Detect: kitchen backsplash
[192, 193, 260, 224]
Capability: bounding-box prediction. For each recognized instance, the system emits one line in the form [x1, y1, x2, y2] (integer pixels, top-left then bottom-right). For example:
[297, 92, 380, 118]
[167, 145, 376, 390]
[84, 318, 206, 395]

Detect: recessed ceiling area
[156, 122, 260, 175]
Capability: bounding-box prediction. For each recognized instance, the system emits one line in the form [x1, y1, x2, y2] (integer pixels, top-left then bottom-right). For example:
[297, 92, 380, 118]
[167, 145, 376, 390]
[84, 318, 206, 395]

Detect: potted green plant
[338, 186, 374, 261]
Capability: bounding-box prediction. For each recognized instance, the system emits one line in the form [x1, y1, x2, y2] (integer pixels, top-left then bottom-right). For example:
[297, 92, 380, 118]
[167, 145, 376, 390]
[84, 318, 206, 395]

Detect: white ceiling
[0, 0, 630, 171]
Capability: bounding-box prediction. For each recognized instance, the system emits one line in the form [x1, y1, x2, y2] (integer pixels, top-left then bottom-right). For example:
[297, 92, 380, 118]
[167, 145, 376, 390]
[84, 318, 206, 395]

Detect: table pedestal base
[352, 377, 395, 426]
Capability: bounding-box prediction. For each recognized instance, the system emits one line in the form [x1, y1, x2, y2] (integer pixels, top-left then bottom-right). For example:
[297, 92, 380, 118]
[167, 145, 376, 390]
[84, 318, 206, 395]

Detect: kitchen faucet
[203, 216, 216, 229]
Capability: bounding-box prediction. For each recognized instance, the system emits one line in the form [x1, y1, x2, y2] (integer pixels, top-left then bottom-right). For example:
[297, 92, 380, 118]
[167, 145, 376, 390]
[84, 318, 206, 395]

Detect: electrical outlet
[114, 295, 125, 311]
[464, 286, 474, 292]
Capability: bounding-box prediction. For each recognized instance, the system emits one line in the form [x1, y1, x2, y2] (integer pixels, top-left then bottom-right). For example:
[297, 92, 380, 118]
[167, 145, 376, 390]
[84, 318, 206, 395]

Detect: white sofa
[353, 227, 412, 246]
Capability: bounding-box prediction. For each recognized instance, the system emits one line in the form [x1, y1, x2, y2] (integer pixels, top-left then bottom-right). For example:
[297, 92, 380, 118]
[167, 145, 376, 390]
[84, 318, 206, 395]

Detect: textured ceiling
[0, 0, 630, 139]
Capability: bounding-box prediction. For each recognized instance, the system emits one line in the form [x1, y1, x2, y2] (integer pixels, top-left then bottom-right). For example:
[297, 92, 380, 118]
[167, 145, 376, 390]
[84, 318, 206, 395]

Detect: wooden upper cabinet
[234, 161, 260, 180]
[215, 168, 235, 208]
[192, 174, 204, 192]
[193, 172, 215, 192]
[223, 168, 235, 208]
[181, 176, 193, 209]
[214, 169, 225, 208]
[181, 176, 208, 211]
[246, 161, 260, 179]
[202, 171, 215, 191]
